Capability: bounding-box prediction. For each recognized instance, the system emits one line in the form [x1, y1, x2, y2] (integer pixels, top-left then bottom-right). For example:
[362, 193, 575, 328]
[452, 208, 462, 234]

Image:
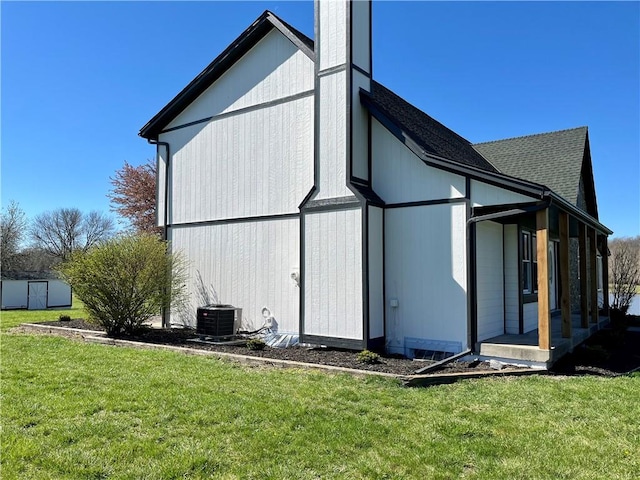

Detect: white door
[28, 282, 47, 310]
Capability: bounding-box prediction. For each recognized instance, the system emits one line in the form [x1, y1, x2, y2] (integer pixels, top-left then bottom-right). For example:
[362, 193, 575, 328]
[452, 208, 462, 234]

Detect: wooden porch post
[537, 209, 551, 350]
[579, 224, 589, 328]
[559, 211, 571, 338]
[588, 227, 599, 324]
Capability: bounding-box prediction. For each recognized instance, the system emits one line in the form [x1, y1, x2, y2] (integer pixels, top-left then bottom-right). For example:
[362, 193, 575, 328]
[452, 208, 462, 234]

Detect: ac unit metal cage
[196, 305, 242, 339]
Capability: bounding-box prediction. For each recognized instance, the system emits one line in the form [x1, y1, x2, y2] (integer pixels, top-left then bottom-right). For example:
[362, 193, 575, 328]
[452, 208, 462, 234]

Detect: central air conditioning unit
[196, 305, 241, 339]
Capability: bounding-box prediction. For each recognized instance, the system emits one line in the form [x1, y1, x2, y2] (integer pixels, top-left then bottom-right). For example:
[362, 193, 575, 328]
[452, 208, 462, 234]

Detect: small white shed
[1, 276, 72, 310]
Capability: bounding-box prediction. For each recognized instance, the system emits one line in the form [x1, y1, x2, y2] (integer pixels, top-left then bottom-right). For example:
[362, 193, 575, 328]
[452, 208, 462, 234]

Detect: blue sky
[2, 1, 638, 237]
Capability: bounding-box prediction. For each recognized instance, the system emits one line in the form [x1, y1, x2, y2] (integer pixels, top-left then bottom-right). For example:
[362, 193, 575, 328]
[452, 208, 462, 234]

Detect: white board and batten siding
[315, 70, 351, 200]
[384, 203, 468, 354]
[371, 119, 466, 204]
[368, 206, 384, 340]
[475, 221, 505, 341]
[470, 179, 535, 208]
[162, 96, 314, 225]
[304, 208, 363, 340]
[157, 28, 315, 329]
[318, 0, 346, 72]
[503, 224, 520, 334]
[157, 27, 315, 227]
[171, 218, 300, 333]
[166, 30, 314, 131]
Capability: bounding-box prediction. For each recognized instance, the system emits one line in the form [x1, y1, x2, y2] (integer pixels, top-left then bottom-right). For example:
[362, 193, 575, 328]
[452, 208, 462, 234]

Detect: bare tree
[30, 208, 115, 261]
[609, 236, 640, 313]
[108, 160, 160, 235]
[1, 200, 28, 273]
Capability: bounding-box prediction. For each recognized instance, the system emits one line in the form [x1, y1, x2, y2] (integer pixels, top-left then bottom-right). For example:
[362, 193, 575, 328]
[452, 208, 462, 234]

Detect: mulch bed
[32, 318, 640, 377]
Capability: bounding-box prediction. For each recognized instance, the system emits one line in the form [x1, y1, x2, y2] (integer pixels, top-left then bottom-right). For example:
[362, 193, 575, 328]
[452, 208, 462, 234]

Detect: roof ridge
[474, 126, 588, 146]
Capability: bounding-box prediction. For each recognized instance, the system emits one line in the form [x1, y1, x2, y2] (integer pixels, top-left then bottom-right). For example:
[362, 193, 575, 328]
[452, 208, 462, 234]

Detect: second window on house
[522, 230, 538, 294]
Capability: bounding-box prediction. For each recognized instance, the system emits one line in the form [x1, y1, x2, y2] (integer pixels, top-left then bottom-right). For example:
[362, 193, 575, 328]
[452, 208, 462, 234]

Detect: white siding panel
[503, 224, 520, 334]
[384, 203, 468, 352]
[162, 95, 313, 224]
[368, 206, 384, 339]
[471, 180, 535, 207]
[47, 280, 72, 308]
[304, 208, 363, 339]
[1, 281, 27, 309]
[351, 0, 371, 73]
[316, 71, 351, 199]
[351, 69, 370, 182]
[170, 218, 300, 333]
[476, 221, 505, 341]
[318, 0, 347, 71]
[156, 151, 167, 227]
[372, 120, 466, 204]
[523, 302, 538, 333]
[167, 30, 314, 129]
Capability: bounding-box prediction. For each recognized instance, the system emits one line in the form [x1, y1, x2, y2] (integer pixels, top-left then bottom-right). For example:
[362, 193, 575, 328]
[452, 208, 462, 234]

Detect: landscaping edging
[18, 323, 545, 386]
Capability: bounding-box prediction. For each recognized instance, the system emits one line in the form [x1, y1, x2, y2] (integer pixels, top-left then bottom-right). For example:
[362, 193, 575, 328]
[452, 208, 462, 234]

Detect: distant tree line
[0, 202, 115, 275]
[1, 158, 158, 276]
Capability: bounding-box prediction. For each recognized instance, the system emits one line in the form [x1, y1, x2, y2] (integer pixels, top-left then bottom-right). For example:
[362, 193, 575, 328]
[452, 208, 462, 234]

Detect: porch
[477, 313, 609, 367]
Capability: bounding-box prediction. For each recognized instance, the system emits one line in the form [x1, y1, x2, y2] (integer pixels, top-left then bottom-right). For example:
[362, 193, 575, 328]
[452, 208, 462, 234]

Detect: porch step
[477, 342, 569, 365]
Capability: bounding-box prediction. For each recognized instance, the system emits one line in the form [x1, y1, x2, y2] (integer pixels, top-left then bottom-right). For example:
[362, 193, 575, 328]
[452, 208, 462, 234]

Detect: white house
[140, 1, 611, 366]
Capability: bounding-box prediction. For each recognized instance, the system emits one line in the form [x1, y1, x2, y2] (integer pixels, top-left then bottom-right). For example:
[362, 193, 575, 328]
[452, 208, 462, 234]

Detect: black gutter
[148, 139, 171, 330]
[147, 139, 170, 241]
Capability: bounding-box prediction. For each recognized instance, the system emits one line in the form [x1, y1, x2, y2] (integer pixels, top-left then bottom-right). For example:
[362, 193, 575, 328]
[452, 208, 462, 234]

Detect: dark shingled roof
[368, 82, 499, 173]
[473, 127, 589, 206]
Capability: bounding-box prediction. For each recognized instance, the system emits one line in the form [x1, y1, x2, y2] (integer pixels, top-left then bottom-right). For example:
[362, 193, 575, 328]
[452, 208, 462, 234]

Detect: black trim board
[169, 212, 299, 229]
[318, 64, 347, 77]
[159, 90, 314, 134]
[386, 197, 466, 210]
[300, 334, 365, 351]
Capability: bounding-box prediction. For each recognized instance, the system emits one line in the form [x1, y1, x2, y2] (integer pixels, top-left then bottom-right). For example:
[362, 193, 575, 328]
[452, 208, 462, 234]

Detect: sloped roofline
[474, 126, 588, 147]
[360, 89, 612, 235]
[139, 10, 314, 139]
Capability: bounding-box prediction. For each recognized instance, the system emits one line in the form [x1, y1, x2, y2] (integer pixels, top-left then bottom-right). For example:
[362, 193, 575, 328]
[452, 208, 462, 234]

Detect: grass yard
[0, 297, 86, 331]
[1, 311, 639, 479]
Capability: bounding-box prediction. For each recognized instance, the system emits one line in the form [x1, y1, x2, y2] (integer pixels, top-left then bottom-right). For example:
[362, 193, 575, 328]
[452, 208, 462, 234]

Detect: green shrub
[246, 338, 266, 351]
[58, 314, 71, 322]
[57, 234, 187, 337]
[357, 349, 380, 364]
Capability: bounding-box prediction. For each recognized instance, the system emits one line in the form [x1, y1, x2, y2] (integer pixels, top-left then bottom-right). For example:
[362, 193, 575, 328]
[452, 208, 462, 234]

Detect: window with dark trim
[522, 230, 538, 294]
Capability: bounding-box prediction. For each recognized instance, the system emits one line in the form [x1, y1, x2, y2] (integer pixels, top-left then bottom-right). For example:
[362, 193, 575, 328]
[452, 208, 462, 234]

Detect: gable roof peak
[139, 10, 313, 139]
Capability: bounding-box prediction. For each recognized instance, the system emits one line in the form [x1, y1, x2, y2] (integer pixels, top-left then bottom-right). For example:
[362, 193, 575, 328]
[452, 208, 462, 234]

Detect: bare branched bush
[609, 236, 640, 313]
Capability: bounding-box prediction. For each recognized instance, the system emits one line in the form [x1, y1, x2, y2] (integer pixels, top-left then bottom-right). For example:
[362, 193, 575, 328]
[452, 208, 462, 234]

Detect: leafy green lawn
[2, 320, 638, 479]
[0, 297, 86, 331]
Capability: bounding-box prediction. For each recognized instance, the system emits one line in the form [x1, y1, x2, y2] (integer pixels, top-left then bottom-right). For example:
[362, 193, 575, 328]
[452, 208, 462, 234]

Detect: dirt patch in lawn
[27, 317, 640, 377]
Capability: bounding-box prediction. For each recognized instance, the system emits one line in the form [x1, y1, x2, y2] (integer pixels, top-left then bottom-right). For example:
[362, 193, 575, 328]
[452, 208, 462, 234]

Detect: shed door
[28, 282, 48, 310]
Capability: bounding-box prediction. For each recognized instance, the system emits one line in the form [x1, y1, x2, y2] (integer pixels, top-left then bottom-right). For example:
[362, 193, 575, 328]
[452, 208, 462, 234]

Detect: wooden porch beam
[578, 224, 589, 328]
[559, 211, 571, 338]
[537, 209, 551, 350]
[588, 227, 599, 324]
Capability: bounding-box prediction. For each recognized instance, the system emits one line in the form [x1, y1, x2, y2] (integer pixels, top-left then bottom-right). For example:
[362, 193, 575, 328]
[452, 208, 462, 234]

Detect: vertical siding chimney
[314, 0, 372, 198]
[301, 0, 377, 349]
